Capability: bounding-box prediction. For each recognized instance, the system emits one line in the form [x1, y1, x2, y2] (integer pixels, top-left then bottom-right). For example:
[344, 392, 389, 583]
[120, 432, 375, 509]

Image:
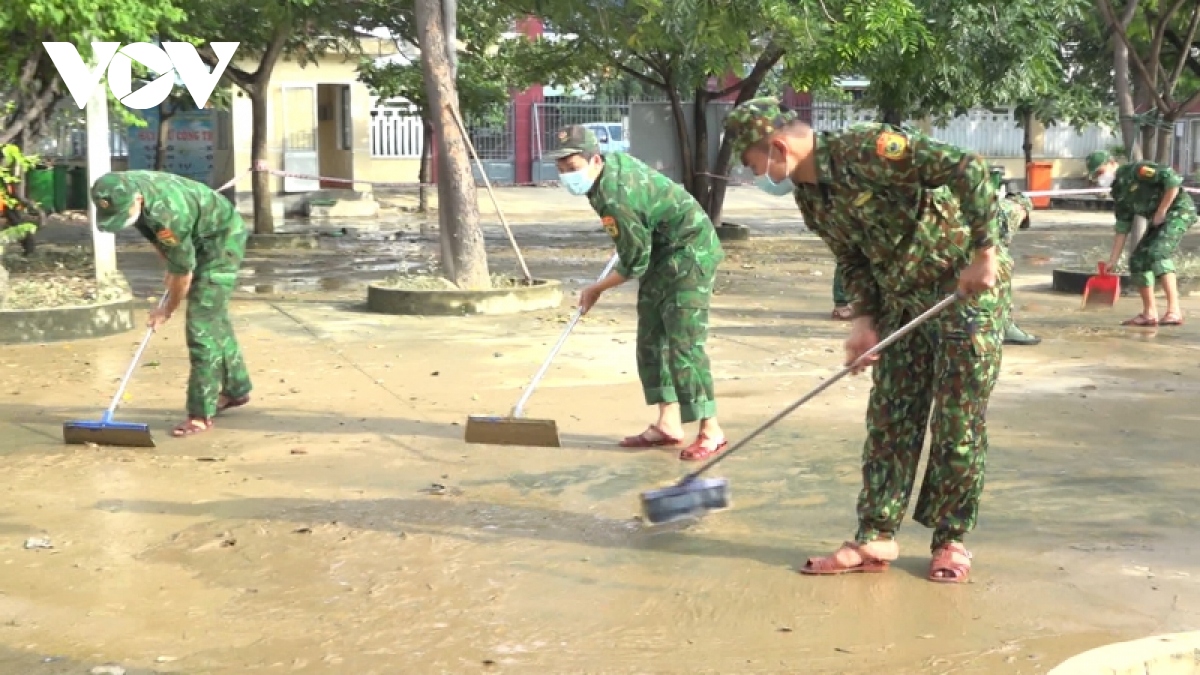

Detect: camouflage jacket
[1111, 162, 1196, 234]
[792, 124, 1002, 317]
[124, 171, 246, 276]
[998, 195, 1030, 248]
[587, 152, 724, 280]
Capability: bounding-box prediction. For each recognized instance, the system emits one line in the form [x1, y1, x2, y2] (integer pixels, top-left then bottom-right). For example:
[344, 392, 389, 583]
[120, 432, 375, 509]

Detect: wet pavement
[3, 204, 1200, 674]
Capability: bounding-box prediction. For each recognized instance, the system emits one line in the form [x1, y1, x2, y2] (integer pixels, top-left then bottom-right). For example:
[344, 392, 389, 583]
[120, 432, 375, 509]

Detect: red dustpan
[1080, 262, 1120, 309]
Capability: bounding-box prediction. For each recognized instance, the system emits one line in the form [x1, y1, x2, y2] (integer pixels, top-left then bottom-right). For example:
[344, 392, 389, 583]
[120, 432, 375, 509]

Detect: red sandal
[618, 425, 683, 448]
[679, 432, 728, 461]
[171, 416, 214, 437]
[800, 541, 894, 575]
[1121, 313, 1158, 327]
[928, 543, 972, 583]
[1160, 312, 1185, 326]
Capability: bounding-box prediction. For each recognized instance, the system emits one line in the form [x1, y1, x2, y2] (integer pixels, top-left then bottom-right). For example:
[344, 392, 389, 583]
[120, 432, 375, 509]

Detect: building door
[281, 84, 320, 192]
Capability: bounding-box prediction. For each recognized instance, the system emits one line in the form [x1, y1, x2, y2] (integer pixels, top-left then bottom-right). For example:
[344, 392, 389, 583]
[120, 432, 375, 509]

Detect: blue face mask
[560, 167, 595, 196]
[755, 146, 795, 196]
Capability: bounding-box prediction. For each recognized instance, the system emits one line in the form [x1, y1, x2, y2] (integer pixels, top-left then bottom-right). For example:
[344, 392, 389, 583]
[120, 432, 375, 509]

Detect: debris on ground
[377, 272, 524, 291]
[1, 247, 130, 310]
[23, 536, 53, 550]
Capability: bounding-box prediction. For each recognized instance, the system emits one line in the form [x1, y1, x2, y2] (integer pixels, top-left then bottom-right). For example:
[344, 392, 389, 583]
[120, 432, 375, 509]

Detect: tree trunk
[155, 110, 173, 171]
[880, 108, 905, 126]
[1110, 0, 1142, 161]
[665, 88, 695, 195]
[1156, 116, 1174, 166]
[416, 0, 489, 289]
[419, 114, 433, 214]
[1021, 109, 1034, 166]
[691, 91, 710, 211]
[249, 87, 274, 234]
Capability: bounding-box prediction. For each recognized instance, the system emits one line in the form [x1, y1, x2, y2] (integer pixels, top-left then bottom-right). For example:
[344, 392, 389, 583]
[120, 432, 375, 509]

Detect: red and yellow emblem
[156, 228, 179, 247]
[1138, 165, 1156, 179]
[601, 216, 619, 239]
[875, 132, 908, 160]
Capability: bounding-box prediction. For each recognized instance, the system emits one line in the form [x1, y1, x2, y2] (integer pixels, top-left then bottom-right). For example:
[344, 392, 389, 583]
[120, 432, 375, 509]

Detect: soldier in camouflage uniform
[91, 170, 253, 438]
[547, 125, 729, 461]
[1087, 151, 1197, 326]
[995, 179, 1041, 345]
[724, 98, 1010, 583]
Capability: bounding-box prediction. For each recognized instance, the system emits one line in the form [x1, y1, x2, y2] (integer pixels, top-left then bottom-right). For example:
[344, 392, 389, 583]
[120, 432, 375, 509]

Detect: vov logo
[42, 42, 240, 110]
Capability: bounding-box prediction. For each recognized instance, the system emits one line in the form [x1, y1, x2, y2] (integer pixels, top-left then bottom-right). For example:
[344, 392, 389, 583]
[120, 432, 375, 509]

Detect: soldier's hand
[1153, 212, 1166, 226]
[958, 248, 998, 296]
[844, 321, 880, 375]
[578, 284, 603, 315]
[147, 308, 170, 332]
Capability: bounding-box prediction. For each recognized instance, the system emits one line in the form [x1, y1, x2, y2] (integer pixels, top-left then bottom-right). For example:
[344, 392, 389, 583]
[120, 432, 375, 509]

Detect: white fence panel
[1042, 123, 1122, 159]
[370, 104, 424, 158]
[929, 108, 1023, 157]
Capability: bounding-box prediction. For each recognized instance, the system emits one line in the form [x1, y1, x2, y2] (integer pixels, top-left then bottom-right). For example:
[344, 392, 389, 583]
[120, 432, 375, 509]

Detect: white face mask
[1095, 171, 1115, 188]
[123, 200, 142, 228]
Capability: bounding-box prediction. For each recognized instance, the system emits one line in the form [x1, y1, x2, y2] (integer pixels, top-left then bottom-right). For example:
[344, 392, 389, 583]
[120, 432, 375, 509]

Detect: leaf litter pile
[2, 247, 131, 310]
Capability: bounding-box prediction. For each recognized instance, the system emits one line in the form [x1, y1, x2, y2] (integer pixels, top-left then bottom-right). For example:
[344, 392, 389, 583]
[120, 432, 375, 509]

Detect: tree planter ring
[366, 278, 564, 316]
[716, 222, 751, 242]
[0, 297, 136, 344]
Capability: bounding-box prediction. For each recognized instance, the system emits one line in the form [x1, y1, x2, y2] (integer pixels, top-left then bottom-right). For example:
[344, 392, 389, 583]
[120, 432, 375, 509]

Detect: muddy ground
[2, 206, 1200, 674]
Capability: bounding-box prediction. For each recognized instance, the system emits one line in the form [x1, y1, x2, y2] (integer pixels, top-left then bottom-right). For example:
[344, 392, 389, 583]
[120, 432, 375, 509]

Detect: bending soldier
[547, 125, 728, 461]
[725, 98, 1010, 584]
[1087, 151, 1197, 326]
[90, 170, 253, 437]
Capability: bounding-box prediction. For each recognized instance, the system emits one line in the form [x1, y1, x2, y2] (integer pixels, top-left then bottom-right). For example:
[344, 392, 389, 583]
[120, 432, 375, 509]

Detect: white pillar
[86, 86, 117, 281]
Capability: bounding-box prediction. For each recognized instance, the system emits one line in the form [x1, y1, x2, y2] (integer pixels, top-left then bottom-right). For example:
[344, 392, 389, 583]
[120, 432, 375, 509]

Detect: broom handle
[102, 292, 169, 423]
[512, 253, 620, 417]
[682, 292, 964, 482]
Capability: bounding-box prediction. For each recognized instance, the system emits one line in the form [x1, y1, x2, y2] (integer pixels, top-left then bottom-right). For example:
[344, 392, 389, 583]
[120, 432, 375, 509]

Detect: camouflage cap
[723, 97, 799, 157]
[1085, 151, 1111, 177]
[1005, 192, 1033, 214]
[90, 172, 140, 232]
[546, 125, 600, 160]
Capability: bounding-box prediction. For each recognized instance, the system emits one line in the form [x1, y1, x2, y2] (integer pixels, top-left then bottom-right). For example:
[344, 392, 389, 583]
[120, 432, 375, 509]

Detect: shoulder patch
[601, 216, 619, 239]
[1138, 165, 1156, 179]
[875, 132, 908, 160]
[156, 228, 179, 247]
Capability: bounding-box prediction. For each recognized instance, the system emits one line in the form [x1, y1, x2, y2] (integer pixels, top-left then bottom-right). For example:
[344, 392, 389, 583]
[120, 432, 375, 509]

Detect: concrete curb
[366, 278, 564, 316]
[1049, 632, 1200, 674]
[0, 296, 135, 344]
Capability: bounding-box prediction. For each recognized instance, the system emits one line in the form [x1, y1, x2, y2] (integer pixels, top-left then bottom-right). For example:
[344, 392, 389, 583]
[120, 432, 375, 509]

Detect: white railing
[929, 108, 1024, 157]
[1041, 123, 1122, 159]
[370, 105, 424, 159]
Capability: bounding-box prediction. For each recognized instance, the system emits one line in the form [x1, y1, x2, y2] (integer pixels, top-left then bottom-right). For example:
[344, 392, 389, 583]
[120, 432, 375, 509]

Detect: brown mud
[1, 205, 1199, 674]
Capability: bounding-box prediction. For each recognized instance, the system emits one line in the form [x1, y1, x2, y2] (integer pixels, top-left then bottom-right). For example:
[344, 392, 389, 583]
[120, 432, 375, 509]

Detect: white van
[581, 122, 629, 154]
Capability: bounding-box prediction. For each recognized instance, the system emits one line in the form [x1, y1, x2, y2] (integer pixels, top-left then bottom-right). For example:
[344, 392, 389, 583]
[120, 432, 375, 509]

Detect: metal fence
[370, 100, 424, 158]
[530, 101, 632, 181]
[464, 102, 516, 183]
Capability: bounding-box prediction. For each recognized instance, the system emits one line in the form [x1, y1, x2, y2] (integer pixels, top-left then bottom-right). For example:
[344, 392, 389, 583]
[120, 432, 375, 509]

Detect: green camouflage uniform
[997, 190, 1040, 345]
[725, 99, 1011, 551]
[91, 170, 252, 419]
[1085, 152, 1197, 288]
[548, 126, 726, 423]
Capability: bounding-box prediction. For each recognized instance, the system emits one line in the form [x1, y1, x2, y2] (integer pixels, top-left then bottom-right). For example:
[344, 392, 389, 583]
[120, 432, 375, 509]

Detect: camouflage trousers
[1128, 212, 1198, 288]
[832, 264, 850, 306]
[185, 271, 252, 418]
[855, 267, 1011, 551]
[635, 258, 718, 423]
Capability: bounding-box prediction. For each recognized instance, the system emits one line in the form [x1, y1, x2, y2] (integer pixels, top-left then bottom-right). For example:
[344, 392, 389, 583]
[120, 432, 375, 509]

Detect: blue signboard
[127, 108, 216, 186]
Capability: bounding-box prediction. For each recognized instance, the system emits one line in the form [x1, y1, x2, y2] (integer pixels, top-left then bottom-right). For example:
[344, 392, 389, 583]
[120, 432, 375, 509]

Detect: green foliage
[0, 144, 38, 210]
[0, 0, 188, 144]
[0, 222, 37, 245]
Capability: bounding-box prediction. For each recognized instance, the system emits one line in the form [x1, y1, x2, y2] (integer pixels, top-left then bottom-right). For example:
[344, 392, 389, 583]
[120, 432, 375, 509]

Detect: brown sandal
[217, 394, 250, 413]
[799, 541, 894, 575]
[1160, 312, 1185, 326]
[171, 416, 214, 437]
[928, 543, 972, 583]
[831, 305, 854, 321]
[618, 424, 683, 448]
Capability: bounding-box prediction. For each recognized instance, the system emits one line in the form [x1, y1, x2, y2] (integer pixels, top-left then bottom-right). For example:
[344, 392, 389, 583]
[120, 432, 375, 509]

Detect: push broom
[465, 253, 620, 447]
[640, 292, 964, 525]
[63, 292, 168, 448]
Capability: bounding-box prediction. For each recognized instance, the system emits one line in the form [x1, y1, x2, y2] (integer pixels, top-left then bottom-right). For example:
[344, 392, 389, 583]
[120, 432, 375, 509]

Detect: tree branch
[1097, 0, 1170, 112]
[0, 78, 60, 147]
[197, 44, 255, 89]
[702, 42, 785, 101]
[1162, 25, 1200, 78]
[1166, 3, 1200, 96]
